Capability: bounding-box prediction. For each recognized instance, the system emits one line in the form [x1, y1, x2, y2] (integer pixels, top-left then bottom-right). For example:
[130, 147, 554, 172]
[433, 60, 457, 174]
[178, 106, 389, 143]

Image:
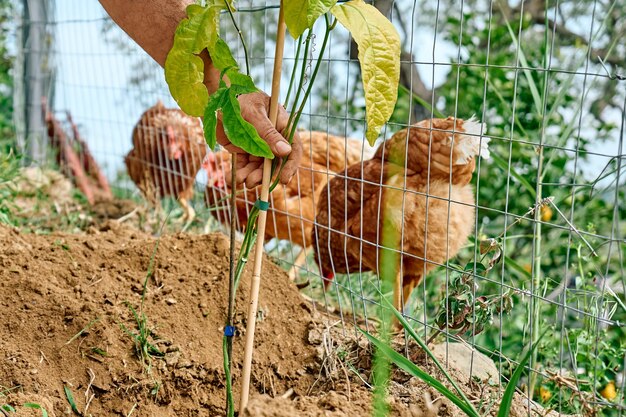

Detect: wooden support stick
[239, 3, 287, 412]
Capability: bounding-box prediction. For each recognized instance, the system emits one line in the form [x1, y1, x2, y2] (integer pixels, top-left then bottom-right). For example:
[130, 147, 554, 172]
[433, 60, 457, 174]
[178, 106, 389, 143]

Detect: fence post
[15, 0, 54, 164]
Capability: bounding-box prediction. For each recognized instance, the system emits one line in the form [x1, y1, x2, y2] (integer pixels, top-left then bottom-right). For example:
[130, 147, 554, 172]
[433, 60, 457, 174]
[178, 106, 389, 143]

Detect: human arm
[98, 0, 302, 186]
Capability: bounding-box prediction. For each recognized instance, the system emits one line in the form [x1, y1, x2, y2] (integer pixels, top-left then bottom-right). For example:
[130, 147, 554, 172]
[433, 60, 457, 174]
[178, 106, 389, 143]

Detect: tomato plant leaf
[222, 91, 274, 159]
[331, 0, 400, 145]
[285, 0, 338, 39]
[203, 87, 229, 149]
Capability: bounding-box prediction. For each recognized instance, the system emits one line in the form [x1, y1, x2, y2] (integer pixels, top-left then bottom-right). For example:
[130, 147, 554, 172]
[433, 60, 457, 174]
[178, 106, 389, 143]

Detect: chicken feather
[125, 100, 207, 224]
[313, 117, 489, 313]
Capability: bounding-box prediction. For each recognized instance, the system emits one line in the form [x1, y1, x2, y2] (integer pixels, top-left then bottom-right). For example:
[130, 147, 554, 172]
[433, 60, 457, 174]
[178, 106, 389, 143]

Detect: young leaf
[177, 4, 222, 54]
[331, 0, 400, 146]
[207, 37, 239, 72]
[203, 88, 229, 149]
[164, 2, 226, 116]
[226, 69, 258, 96]
[221, 91, 274, 159]
[285, 0, 338, 39]
[165, 51, 208, 117]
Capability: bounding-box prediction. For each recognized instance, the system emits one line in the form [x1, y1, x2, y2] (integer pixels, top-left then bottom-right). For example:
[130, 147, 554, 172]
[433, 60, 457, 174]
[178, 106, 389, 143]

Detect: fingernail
[275, 141, 291, 155]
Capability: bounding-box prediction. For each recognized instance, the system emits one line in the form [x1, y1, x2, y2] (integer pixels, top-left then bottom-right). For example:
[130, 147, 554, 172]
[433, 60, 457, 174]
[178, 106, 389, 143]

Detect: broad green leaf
[331, 0, 400, 145]
[178, 4, 221, 54]
[203, 88, 229, 149]
[208, 37, 239, 72]
[363, 331, 481, 417]
[165, 2, 226, 116]
[165, 50, 208, 116]
[226, 69, 258, 95]
[222, 91, 274, 159]
[285, 0, 338, 39]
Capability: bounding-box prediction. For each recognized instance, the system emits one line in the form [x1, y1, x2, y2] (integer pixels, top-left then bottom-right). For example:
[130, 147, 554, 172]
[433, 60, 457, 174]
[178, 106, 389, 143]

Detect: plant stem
[285, 29, 312, 133]
[528, 144, 544, 398]
[225, 153, 237, 417]
[230, 15, 335, 293]
[239, 4, 287, 411]
[224, 2, 250, 75]
[222, 4, 251, 415]
[287, 15, 334, 140]
[284, 35, 303, 108]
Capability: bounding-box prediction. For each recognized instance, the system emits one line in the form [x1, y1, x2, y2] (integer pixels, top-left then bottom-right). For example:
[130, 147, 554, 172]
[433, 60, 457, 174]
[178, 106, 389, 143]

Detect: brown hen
[125, 100, 207, 224]
[204, 131, 374, 274]
[312, 117, 489, 313]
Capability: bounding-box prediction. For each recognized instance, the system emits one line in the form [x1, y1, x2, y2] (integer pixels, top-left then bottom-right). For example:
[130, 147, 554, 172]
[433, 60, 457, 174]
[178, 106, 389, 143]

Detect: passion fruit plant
[164, 0, 400, 414]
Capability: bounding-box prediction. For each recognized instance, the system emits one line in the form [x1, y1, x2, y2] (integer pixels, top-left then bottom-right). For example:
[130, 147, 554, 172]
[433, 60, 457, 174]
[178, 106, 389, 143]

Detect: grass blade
[497, 333, 545, 417]
[23, 403, 48, 417]
[503, 20, 542, 115]
[63, 386, 81, 416]
[380, 295, 479, 415]
[398, 84, 445, 119]
[363, 331, 480, 417]
[491, 153, 536, 198]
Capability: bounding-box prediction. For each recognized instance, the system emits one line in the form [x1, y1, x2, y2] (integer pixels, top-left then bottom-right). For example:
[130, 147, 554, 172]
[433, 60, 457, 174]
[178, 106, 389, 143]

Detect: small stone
[177, 360, 193, 369]
[198, 302, 207, 309]
[165, 352, 180, 367]
[30, 368, 38, 374]
[84, 240, 97, 251]
[165, 298, 177, 305]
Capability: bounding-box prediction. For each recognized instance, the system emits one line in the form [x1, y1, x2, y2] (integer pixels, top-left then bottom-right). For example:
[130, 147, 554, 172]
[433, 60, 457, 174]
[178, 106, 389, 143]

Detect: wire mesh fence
[14, 0, 626, 415]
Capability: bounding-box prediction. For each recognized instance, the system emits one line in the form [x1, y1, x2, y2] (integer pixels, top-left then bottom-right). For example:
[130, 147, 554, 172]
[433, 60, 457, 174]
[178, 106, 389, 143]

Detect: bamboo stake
[239, 3, 287, 412]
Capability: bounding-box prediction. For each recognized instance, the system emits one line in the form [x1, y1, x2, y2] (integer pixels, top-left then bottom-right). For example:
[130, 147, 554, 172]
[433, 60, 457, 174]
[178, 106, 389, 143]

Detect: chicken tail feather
[454, 116, 490, 164]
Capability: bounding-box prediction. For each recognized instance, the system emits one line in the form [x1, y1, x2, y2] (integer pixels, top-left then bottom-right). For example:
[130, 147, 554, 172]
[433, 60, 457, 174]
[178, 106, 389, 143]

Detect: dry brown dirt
[0, 222, 561, 417]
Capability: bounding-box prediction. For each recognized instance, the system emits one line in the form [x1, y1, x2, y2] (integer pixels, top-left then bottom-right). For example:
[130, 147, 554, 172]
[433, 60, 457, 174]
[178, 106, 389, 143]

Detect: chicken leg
[179, 197, 196, 231]
[287, 246, 310, 281]
[391, 273, 421, 331]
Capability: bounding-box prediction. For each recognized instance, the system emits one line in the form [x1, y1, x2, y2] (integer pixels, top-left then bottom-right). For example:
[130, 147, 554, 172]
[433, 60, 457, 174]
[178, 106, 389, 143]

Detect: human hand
[215, 91, 302, 188]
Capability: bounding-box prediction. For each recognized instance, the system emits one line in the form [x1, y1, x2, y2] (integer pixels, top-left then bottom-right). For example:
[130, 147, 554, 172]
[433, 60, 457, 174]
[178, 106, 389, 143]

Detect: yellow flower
[539, 386, 552, 402]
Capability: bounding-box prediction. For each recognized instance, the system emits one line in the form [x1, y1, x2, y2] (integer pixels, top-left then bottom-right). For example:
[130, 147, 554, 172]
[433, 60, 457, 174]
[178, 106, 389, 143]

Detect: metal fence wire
[15, 0, 625, 415]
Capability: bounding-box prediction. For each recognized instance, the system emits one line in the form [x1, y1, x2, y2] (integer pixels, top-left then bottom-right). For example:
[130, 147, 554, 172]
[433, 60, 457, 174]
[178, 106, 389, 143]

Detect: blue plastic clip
[254, 200, 269, 211]
[224, 325, 235, 337]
